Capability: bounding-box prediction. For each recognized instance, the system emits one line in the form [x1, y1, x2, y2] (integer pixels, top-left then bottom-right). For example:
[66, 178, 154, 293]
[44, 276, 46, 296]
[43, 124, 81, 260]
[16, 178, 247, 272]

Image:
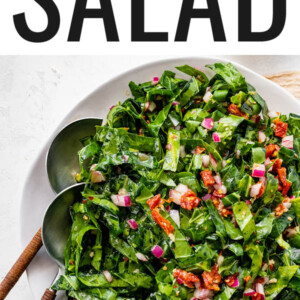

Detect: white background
[1, 0, 300, 54]
[0, 55, 300, 299]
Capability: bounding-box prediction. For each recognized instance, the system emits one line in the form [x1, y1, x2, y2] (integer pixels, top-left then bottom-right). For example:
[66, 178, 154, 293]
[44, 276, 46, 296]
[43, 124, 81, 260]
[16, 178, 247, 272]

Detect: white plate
[20, 56, 300, 299]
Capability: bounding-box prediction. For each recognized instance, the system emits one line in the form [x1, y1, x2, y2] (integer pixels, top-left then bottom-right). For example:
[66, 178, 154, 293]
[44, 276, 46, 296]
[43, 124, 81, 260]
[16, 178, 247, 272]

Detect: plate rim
[19, 55, 300, 298]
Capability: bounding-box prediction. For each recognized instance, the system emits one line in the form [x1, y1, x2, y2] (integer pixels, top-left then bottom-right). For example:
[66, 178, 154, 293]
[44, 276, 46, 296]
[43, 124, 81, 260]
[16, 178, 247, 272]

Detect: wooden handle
[0, 228, 43, 299]
[41, 288, 56, 300]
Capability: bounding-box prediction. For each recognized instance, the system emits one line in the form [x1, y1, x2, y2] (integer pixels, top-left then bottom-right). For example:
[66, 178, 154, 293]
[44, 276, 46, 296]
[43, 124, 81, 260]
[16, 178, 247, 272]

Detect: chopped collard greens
[53, 63, 300, 300]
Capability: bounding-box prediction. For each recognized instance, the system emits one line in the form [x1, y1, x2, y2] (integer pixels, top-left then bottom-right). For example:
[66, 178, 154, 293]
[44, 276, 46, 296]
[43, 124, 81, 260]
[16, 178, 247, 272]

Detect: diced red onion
[151, 245, 164, 258]
[244, 289, 256, 297]
[89, 164, 97, 172]
[180, 145, 186, 158]
[201, 155, 210, 168]
[109, 105, 115, 110]
[193, 288, 213, 300]
[285, 227, 298, 238]
[290, 195, 295, 199]
[261, 276, 270, 285]
[152, 77, 159, 85]
[201, 118, 214, 130]
[254, 115, 261, 123]
[258, 131, 266, 143]
[148, 101, 157, 112]
[203, 91, 213, 103]
[144, 101, 150, 111]
[123, 155, 129, 163]
[262, 262, 268, 272]
[175, 183, 189, 194]
[206, 86, 212, 92]
[169, 189, 181, 205]
[256, 283, 265, 300]
[209, 153, 218, 171]
[166, 144, 172, 150]
[91, 171, 106, 183]
[127, 219, 138, 230]
[195, 281, 201, 289]
[103, 270, 113, 282]
[172, 101, 180, 106]
[231, 277, 239, 288]
[282, 135, 293, 149]
[168, 233, 175, 241]
[217, 255, 224, 266]
[136, 253, 148, 261]
[245, 200, 251, 205]
[220, 185, 227, 194]
[176, 278, 184, 285]
[252, 164, 265, 178]
[250, 183, 262, 198]
[212, 132, 221, 143]
[213, 175, 222, 185]
[268, 111, 279, 118]
[170, 210, 180, 227]
[166, 205, 171, 212]
[202, 194, 211, 201]
[111, 195, 131, 207]
[264, 157, 271, 167]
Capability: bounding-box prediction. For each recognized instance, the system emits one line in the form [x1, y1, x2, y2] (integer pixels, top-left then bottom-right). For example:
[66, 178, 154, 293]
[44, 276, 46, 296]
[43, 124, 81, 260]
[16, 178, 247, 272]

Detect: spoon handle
[41, 289, 56, 300]
[0, 228, 43, 299]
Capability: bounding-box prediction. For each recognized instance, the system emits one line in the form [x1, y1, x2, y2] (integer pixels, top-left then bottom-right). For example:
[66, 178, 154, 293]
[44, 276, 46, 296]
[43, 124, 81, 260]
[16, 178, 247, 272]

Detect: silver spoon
[0, 183, 85, 299]
[47, 118, 102, 194]
[42, 183, 85, 267]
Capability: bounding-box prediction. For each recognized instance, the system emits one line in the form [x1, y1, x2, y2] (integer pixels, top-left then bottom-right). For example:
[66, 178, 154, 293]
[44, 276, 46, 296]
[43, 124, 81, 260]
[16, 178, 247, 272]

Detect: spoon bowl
[46, 118, 102, 194]
[42, 183, 85, 267]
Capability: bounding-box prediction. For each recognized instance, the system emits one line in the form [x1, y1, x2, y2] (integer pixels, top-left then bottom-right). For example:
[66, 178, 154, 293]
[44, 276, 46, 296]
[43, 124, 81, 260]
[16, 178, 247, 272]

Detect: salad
[52, 63, 300, 300]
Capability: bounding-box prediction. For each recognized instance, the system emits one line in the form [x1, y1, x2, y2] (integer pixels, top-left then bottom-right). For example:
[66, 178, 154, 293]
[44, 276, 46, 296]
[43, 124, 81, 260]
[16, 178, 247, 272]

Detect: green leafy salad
[52, 63, 300, 300]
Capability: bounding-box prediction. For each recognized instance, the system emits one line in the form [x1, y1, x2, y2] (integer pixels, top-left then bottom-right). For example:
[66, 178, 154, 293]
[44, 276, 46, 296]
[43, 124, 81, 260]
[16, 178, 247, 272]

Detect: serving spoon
[0, 183, 84, 300]
[47, 118, 102, 194]
[0, 117, 101, 299]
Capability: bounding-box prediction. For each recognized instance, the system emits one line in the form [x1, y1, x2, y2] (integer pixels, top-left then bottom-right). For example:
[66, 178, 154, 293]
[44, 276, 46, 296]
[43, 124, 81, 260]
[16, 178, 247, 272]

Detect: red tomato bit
[173, 269, 200, 288]
[200, 170, 216, 187]
[151, 208, 174, 236]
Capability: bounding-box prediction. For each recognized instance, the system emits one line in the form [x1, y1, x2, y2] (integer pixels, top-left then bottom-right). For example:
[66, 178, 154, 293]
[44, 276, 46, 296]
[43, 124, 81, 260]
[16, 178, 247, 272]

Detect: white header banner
[1, 0, 300, 55]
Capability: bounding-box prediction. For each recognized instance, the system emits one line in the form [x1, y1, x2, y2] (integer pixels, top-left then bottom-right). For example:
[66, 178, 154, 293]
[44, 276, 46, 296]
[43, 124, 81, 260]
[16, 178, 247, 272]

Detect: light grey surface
[0, 55, 299, 299]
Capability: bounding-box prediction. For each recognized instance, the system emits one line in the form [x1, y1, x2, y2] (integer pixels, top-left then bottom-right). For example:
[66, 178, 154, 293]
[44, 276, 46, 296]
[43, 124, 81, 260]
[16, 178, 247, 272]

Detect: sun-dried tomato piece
[212, 196, 224, 213]
[257, 183, 265, 198]
[251, 293, 262, 300]
[244, 275, 251, 283]
[275, 198, 291, 217]
[278, 181, 283, 192]
[274, 120, 288, 138]
[147, 194, 162, 210]
[200, 170, 216, 187]
[282, 181, 292, 196]
[224, 273, 239, 287]
[202, 264, 222, 291]
[272, 159, 282, 173]
[196, 146, 206, 155]
[265, 144, 280, 158]
[180, 190, 200, 210]
[151, 208, 174, 235]
[212, 189, 226, 199]
[173, 269, 200, 288]
[221, 208, 233, 218]
[278, 167, 287, 186]
[228, 103, 249, 119]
